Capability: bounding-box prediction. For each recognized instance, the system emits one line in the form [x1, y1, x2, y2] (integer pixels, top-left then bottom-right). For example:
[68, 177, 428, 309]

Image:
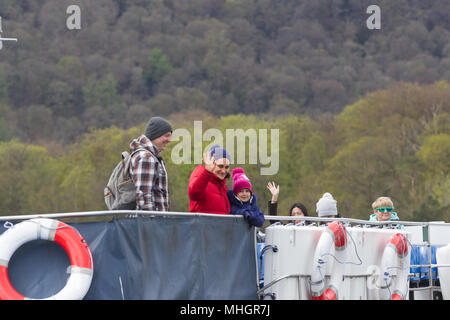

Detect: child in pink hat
[227, 168, 265, 227]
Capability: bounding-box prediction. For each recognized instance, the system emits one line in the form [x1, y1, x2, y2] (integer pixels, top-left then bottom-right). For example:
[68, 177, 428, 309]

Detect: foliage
[1, 1, 450, 142]
[144, 48, 174, 91]
[0, 2, 448, 222]
[0, 82, 448, 222]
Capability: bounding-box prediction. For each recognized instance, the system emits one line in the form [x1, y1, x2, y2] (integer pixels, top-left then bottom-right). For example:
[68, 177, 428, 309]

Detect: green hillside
[0, 1, 448, 221]
[1, 0, 450, 142]
[0, 82, 448, 221]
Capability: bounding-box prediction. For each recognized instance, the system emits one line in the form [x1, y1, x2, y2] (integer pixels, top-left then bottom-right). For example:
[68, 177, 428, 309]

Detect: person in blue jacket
[369, 196, 404, 229]
[227, 167, 265, 227]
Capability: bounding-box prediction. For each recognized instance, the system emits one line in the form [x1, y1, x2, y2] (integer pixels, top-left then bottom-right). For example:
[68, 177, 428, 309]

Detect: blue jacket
[227, 190, 265, 227]
[369, 211, 404, 229]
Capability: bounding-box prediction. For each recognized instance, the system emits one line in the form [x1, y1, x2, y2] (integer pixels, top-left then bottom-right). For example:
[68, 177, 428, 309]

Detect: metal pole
[0, 210, 432, 227]
[427, 223, 433, 300]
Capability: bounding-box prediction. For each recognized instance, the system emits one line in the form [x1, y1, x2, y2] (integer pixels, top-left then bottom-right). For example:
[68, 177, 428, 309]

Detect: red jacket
[188, 165, 230, 215]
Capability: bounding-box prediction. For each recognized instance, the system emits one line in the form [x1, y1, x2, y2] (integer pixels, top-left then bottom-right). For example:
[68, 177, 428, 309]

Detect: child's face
[237, 189, 251, 202]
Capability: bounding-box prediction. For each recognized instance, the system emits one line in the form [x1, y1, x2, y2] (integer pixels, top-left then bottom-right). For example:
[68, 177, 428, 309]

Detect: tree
[416, 133, 450, 211]
[82, 73, 119, 109]
[0, 64, 10, 105]
[175, 87, 209, 111]
[45, 80, 78, 116]
[13, 105, 54, 142]
[0, 140, 55, 215]
[311, 79, 347, 113]
[0, 116, 11, 142]
[144, 48, 174, 91]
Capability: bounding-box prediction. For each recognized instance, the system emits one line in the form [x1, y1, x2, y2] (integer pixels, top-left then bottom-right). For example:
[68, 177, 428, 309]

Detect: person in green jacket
[369, 196, 404, 229]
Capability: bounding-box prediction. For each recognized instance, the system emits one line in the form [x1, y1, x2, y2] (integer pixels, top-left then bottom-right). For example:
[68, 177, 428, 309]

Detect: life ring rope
[311, 221, 349, 300]
[0, 218, 93, 300]
[380, 233, 410, 300]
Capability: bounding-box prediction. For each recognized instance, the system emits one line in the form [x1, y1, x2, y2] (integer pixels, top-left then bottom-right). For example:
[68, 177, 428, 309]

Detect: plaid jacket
[129, 135, 169, 211]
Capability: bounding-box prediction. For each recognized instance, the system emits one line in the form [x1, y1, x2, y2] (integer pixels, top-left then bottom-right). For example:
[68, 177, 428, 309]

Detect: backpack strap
[123, 147, 150, 178]
[129, 147, 150, 160]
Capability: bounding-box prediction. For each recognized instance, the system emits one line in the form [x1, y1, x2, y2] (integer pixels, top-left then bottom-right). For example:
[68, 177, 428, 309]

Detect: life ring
[379, 233, 409, 300]
[0, 218, 93, 300]
[311, 221, 348, 300]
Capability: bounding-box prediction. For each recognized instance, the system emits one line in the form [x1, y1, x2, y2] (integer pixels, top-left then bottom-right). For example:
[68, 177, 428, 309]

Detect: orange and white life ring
[0, 218, 93, 300]
[379, 233, 410, 300]
[311, 221, 348, 300]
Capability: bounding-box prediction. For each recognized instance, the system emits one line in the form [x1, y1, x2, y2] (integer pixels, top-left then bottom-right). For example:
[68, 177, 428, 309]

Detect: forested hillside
[0, 82, 448, 221]
[1, 0, 450, 143]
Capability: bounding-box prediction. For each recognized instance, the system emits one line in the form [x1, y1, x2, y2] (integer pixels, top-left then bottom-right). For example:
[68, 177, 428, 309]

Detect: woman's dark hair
[289, 202, 309, 216]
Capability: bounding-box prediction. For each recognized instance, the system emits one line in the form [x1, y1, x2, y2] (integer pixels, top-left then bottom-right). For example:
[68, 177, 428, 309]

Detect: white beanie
[316, 192, 338, 217]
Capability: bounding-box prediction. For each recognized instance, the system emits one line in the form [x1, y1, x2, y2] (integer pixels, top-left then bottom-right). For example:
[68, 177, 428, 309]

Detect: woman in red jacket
[188, 144, 231, 214]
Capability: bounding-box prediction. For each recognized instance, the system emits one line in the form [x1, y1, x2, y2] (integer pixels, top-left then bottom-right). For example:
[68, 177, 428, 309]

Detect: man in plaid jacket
[129, 117, 173, 211]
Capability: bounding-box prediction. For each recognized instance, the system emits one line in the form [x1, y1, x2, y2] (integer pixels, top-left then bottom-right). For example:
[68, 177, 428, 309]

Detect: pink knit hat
[232, 167, 252, 195]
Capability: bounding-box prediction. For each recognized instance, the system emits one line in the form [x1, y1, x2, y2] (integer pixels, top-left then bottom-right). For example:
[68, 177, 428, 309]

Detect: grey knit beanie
[209, 144, 232, 163]
[316, 192, 338, 217]
[145, 117, 173, 140]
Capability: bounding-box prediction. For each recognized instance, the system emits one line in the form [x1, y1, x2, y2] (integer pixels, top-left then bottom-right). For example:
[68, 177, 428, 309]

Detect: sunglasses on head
[376, 207, 393, 213]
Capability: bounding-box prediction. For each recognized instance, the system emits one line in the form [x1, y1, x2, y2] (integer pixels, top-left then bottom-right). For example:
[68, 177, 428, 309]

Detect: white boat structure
[0, 211, 449, 300]
[259, 215, 450, 300]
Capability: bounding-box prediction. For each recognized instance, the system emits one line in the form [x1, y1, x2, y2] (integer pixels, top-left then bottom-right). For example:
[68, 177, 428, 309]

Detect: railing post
[427, 223, 433, 300]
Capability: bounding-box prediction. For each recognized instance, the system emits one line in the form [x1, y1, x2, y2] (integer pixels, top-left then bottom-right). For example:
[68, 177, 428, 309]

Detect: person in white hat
[316, 192, 341, 218]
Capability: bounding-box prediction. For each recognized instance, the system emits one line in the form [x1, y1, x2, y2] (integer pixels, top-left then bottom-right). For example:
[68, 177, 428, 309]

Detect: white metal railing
[0, 209, 445, 227]
[0, 210, 247, 222]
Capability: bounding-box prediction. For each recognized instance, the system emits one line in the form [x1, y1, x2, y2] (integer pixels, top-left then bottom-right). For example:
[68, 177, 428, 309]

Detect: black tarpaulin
[0, 215, 258, 300]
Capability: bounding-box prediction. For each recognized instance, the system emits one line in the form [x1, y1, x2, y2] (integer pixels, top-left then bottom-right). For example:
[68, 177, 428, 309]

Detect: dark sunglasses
[376, 207, 393, 213]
